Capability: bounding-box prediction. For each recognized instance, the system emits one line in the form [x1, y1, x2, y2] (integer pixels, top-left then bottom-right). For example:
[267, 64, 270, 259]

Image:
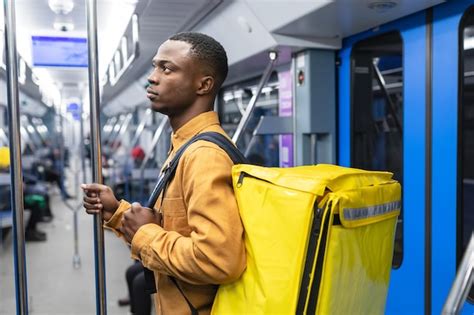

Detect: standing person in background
[82, 32, 246, 315]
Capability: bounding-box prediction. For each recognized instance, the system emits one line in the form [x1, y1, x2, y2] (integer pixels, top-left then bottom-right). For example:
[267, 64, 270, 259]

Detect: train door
[432, 0, 474, 314]
[338, 11, 428, 315]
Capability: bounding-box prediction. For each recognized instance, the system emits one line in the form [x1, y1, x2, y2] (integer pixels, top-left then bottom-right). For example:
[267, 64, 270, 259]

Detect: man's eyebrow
[152, 59, 175, 67]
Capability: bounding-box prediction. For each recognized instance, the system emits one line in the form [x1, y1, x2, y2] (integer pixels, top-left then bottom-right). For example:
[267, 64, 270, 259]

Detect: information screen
[32, 36, 88, 67]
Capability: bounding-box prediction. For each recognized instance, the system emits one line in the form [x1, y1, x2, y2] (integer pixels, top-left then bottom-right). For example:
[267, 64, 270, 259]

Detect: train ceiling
[1, 0, 447, 116]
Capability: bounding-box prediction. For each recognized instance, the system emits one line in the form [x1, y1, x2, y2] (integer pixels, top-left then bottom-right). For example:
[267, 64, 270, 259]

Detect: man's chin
[150, 103, 167, 114]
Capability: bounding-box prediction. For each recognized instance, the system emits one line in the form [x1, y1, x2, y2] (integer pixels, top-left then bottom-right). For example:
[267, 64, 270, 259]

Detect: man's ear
[196, 76, 215, 95]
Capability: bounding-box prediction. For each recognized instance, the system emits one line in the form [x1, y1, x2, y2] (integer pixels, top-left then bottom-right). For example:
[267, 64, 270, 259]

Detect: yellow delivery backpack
[212, 163, 401, 315]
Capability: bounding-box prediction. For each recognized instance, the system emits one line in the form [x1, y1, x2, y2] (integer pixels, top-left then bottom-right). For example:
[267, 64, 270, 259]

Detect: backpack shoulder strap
[146, 131, 246, 209]
[143, 131, 246, 296]
[190, 131, 248, 165]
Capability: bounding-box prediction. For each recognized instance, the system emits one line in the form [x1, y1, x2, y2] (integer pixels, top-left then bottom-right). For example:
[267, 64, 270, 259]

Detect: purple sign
[278, 70, 293, 167]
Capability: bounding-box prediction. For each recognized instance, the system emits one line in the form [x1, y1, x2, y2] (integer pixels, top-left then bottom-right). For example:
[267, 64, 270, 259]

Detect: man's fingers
[121, 209, 130, 223]
[81, 183, 108, 192]
[83, 195, 100, 204]
[83, 201, 102, 210]
[85, 208, 101, 215]
[130, 202, 142, 213]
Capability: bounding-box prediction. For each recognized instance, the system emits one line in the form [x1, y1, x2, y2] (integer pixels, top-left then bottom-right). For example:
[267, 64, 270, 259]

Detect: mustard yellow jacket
[105, 111, 246, 314]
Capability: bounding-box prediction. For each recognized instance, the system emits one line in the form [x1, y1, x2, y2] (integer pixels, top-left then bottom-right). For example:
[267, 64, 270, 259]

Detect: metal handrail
[372, 63, 403, 135]
[232, 51, 277, 145]
[3, 0, 29, 313]
[442, 232, 474, 315]
[86, 0, 107, 313]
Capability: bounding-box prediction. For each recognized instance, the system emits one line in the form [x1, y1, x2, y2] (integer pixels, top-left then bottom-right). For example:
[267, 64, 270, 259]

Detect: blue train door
[432, 0, 474, 314]
[338, 12, 428, 315]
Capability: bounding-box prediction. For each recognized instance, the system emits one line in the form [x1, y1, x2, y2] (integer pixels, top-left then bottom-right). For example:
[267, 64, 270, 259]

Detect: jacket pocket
[162, 197, 191, 236]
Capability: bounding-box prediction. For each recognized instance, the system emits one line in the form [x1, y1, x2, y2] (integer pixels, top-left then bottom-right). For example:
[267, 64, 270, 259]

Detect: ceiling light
[367, 0, 398, 13]
[48, 0, 75, 15]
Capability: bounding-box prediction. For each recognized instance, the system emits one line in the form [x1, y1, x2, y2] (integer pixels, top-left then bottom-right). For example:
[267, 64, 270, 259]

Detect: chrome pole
[86, 0, 107, 313]
[442, 233, 474, 315]
[291, 55, 297, 166]
[3, 0, 29, 313]
[232, 51, 277, 145]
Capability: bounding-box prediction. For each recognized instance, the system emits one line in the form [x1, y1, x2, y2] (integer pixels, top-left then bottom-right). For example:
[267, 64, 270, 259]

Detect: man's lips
[146, 88, 158, 99]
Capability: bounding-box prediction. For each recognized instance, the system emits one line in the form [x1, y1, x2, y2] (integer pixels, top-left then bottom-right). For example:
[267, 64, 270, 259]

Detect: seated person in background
[34, 148, 72, 199]
[118, 261, 152, 315]
[0, 146, 49, 242]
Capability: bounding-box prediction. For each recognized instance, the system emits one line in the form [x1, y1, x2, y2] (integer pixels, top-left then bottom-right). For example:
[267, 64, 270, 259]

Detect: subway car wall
[339, 0, 473, 314]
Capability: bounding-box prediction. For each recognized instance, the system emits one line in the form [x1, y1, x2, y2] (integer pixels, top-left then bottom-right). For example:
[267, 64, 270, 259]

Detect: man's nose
[147, 70, 159, 85]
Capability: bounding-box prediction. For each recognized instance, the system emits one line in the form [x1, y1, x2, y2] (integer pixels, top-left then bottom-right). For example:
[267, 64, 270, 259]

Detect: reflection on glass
[351, 32, 404, 268]
[461, 12, 474, 302]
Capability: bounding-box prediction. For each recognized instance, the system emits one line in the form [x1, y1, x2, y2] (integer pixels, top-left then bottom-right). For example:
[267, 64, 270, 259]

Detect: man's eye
[160, 65, 171, 73]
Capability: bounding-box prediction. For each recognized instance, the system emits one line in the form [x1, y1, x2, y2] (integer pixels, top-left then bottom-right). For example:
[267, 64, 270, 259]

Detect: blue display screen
[32, 36, 88, 67]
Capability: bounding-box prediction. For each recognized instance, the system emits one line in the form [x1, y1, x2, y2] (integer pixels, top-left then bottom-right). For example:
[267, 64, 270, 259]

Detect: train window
[351, 32, 404, 268]
[218, 72, 281, 167]
[459, 7, 474, 302]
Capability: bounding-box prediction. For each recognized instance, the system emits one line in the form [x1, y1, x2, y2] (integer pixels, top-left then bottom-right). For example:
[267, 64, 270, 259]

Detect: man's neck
[169, 108, 213, 132]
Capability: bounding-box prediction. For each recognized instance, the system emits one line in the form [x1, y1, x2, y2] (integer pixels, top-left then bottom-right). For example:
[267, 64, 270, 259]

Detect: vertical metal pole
[71, 108, 83, 269]
[291, 56, 298, 166]
[86, 0, 107, 314]
[3, 0, 29, 313]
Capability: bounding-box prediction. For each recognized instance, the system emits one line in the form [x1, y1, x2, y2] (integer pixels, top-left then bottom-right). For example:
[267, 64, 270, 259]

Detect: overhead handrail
[442, 233, 474, 315]
[3, 0, 29, 313]
[86, 0, 107, 313]
[371, 62, 403, 135]
[232, 51, 278, 145]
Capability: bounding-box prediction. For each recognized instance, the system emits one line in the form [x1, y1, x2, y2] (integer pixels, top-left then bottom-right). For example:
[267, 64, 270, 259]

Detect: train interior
[0, 0, 473, 314]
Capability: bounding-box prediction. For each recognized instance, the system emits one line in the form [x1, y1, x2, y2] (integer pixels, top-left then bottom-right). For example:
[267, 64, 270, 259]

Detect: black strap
[142, 132, 246, 306]
[170, 277, 199, 315]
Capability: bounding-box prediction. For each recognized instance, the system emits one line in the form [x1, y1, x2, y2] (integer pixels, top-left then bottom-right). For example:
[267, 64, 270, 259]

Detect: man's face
[146, 40, 200, 115]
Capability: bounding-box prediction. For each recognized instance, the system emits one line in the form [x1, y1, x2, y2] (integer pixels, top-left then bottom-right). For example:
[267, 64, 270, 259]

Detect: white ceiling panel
[273, 0, 447, 41]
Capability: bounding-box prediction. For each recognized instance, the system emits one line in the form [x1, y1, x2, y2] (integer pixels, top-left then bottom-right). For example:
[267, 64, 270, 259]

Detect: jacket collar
[169, 111, 220, 153]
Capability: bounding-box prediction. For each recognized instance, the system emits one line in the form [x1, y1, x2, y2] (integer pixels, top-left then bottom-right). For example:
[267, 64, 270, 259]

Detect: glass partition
[351, 32, 404, 268]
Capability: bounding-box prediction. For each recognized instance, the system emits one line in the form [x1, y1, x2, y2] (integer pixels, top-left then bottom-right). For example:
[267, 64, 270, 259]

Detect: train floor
[0, 181, 141, 314]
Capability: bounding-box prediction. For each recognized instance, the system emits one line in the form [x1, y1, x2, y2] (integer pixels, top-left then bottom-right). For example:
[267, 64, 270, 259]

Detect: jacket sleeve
[130, 145, 246, 285]
[103, 199, 131, 239]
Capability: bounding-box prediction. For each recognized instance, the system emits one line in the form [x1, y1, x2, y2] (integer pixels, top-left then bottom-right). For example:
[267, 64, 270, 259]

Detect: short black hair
[168, 32, 228, 90]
